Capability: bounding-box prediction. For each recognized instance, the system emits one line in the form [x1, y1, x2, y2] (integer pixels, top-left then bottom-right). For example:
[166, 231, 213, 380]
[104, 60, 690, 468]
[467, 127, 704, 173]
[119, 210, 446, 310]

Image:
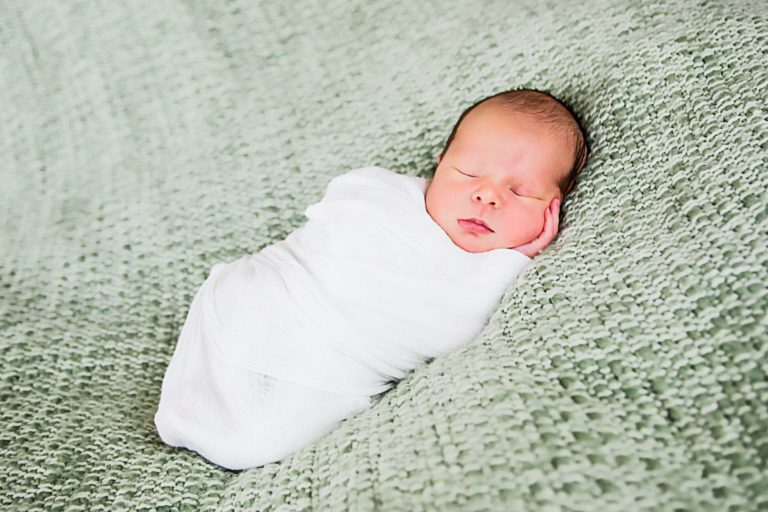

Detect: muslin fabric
[154, 166, 532, 468]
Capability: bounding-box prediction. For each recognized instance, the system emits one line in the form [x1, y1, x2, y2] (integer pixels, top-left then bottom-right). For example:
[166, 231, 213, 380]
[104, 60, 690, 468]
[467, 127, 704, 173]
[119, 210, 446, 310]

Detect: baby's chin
[460, 244, 510, 254]
[447, 232, 508, 254]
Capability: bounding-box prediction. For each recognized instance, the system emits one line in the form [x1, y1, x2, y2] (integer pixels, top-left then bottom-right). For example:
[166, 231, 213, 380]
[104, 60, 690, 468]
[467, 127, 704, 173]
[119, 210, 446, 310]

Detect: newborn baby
[154, 88, 589, 470]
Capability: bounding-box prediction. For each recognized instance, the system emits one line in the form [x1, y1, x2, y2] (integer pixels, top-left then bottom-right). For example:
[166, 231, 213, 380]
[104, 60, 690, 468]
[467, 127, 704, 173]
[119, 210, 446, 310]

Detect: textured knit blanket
[1, 0, 766, 510]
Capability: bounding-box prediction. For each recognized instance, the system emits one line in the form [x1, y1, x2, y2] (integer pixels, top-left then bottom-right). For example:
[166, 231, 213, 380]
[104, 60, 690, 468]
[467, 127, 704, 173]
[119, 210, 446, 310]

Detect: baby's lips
[458, 218, 494, 233]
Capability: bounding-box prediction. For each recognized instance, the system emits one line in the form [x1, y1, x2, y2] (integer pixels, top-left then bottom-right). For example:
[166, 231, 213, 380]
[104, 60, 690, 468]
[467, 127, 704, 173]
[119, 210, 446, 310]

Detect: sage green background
[1, 0, 766, 510]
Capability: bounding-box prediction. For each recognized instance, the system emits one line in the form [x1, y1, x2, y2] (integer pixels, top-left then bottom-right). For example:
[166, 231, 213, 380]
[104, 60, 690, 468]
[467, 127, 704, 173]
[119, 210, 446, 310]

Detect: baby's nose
[474, 192, 497, 205]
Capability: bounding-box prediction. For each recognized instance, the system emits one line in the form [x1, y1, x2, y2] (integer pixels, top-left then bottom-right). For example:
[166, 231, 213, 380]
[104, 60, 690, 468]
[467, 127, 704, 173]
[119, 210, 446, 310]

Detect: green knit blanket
[1, 1, 766, 510]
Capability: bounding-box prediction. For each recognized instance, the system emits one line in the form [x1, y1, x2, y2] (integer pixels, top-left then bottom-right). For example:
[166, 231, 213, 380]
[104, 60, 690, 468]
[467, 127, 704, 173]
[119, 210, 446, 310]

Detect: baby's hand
[511, 198, 560, 258]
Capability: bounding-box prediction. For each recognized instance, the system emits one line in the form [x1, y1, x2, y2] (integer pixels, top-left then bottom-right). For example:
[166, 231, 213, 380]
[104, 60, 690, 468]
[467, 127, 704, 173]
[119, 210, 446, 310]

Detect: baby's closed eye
[453, 167, 537, 199]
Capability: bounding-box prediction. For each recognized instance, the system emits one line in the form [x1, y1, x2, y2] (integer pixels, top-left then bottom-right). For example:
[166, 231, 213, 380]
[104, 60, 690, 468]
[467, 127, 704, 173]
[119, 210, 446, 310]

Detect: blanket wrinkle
[164, 166, 534, 395]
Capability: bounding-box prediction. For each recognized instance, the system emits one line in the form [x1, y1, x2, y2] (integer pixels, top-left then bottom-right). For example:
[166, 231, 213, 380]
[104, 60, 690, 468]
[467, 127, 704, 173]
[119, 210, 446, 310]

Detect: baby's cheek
[524, 221, 544, 243]
[509, 211, 545, 244]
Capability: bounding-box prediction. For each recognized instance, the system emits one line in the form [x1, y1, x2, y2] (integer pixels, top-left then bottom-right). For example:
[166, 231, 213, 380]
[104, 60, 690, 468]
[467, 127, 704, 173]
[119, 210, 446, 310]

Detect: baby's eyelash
[456, 168, 521, 195]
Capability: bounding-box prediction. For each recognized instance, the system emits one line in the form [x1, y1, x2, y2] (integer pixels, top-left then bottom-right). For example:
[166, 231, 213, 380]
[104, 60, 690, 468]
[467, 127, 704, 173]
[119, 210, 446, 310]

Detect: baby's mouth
[457, 218, 494, 234]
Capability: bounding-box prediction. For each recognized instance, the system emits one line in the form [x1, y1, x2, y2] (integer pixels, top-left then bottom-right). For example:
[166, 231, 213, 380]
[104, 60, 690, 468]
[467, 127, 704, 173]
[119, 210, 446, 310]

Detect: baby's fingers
[550, 199, 560, 236]
[533, 200, 560, 255]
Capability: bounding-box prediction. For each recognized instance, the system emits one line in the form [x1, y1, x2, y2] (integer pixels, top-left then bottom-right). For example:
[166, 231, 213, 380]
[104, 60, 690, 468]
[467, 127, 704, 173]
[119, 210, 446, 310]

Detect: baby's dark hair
[438, 87, 589, 198]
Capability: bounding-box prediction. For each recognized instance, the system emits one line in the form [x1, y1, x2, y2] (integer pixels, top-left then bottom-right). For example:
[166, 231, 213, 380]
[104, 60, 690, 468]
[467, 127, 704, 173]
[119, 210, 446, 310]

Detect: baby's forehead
[458, 120, 569, 185]
[462, 105, 549, 139]
[462, 121, 564, 156]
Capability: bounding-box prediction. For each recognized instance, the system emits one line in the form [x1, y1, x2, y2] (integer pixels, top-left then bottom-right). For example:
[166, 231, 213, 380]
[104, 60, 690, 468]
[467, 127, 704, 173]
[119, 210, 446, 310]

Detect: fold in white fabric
[160, 166, 533, 398]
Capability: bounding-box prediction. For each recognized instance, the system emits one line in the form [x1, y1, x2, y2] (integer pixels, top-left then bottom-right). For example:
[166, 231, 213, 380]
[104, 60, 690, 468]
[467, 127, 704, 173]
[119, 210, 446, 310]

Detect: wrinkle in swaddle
[202, 166, 533, 395]
[185, 166, 533, 393]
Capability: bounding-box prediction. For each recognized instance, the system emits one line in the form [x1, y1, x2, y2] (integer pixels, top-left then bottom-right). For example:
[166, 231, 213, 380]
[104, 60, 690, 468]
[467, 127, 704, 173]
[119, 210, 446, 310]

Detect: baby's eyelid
[454, 167, 540, 200]
[456, 168, 527, 196]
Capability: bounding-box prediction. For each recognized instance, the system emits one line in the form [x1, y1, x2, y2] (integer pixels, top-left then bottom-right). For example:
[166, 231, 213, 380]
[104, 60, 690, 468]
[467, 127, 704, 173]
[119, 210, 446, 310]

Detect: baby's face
[425, 105, 571, 253]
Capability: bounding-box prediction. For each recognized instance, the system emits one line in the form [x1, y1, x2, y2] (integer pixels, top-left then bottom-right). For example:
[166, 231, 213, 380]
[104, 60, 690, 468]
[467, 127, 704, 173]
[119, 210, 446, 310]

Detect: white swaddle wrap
[155, 166, 533, 468]
[168, 166, 534, 397]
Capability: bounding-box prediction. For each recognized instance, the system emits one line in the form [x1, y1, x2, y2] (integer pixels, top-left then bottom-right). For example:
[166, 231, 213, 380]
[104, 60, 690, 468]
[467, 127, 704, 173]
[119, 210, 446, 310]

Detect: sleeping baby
[154, 87, 589, 470]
